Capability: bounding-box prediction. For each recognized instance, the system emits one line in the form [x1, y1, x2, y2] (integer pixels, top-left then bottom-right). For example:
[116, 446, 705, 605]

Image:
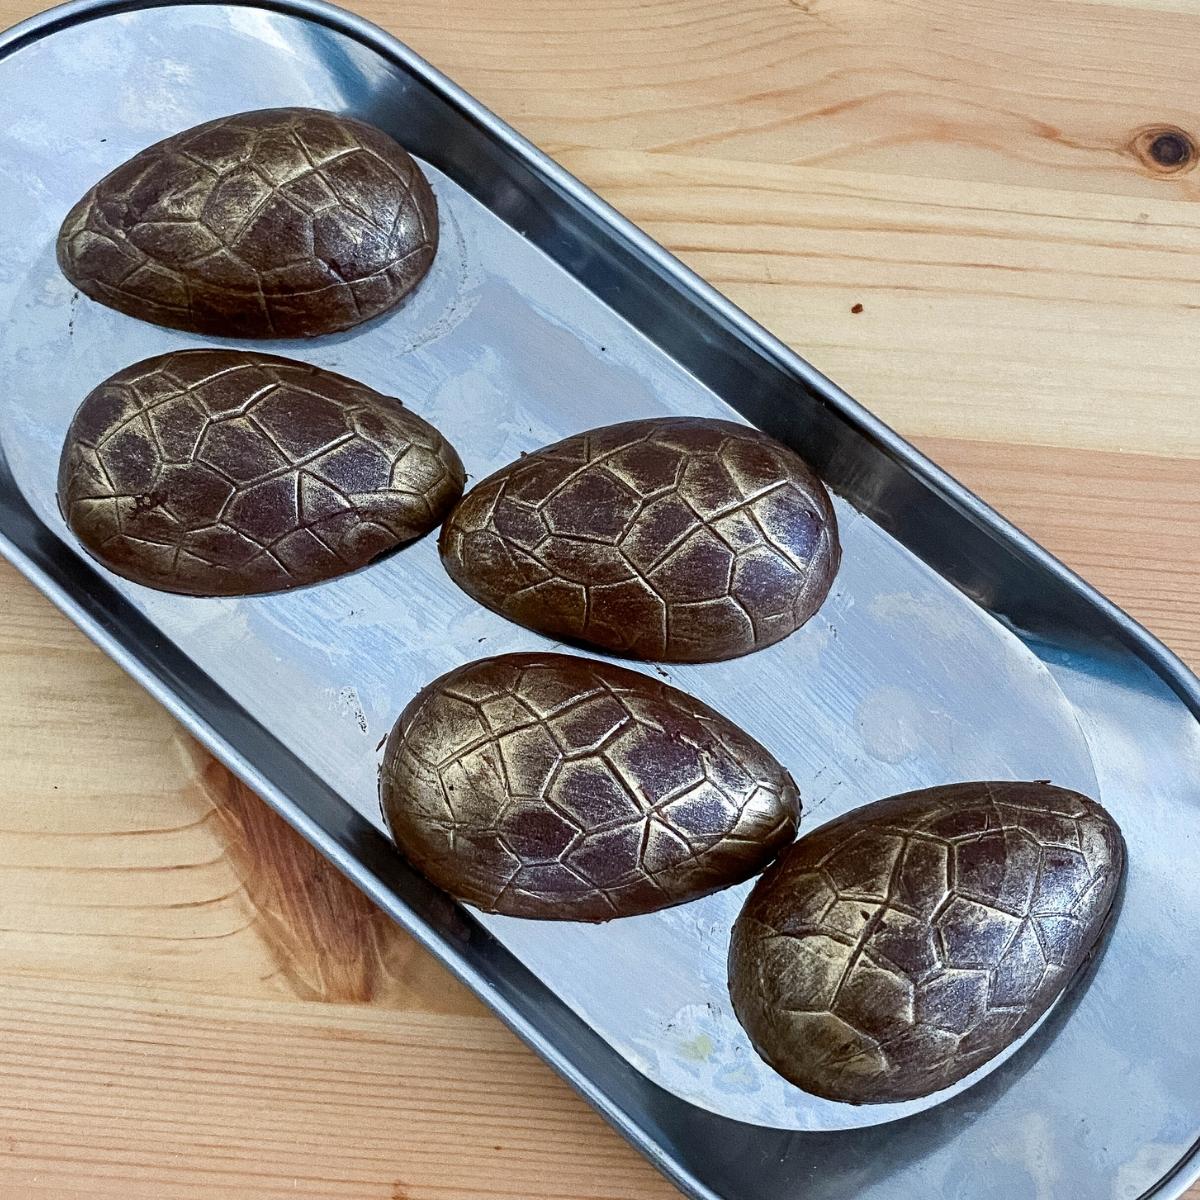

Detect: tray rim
[0, 1, 1197, 1197]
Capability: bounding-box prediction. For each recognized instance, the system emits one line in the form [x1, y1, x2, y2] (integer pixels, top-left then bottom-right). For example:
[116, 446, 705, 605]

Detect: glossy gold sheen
[380, 652, 801, 921]
[57, 107, 438, 338]
[728, 781, 1125, 1104]
[58, 349, 465, 596]
[439, 417, 840, 663]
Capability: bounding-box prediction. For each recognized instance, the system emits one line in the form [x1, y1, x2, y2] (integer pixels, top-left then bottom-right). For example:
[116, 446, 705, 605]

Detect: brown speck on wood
[851, 303, 864, 314]
[1150, 131, 1190, 166]
[1129, 124, 1196, 175]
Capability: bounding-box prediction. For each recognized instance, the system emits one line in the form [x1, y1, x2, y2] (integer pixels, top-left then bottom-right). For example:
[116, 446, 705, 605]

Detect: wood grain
[0, 0, 1196, 1195]
[915, 437, 1200, 665]
[0, 976, 672, 1199]
[558, 149, 1200, 457]
[353, 0, 1200, 201]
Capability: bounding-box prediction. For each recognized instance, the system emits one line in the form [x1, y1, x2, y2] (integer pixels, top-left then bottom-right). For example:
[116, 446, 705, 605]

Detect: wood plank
[0, 976, 677, 1199]
[556, 147, 1200, 457]
[346, 0, 1200, 201]
[5, 0, 1199, 205]
[917, 436, 1200, 665]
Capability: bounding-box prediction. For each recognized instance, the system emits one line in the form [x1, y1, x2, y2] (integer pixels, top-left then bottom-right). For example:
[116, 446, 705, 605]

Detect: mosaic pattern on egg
[58, 349, 464, 595]
[440, 417, 840, 663]
[57, 107, 438, 337]
[381, 652, 801, 921]
[729, 781, 1125, 1103]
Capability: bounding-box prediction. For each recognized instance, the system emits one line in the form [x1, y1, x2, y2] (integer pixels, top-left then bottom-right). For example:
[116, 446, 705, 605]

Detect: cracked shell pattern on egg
[728, 781, 1125, 1104]
[57, 349, 465, 596]
[439, 417, 840, 663]
[57, 107, 438, 338]
[380, 651, 801, 921]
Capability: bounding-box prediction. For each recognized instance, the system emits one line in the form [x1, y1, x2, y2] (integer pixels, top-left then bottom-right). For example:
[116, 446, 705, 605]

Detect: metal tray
[0, 1, 1198, 1195]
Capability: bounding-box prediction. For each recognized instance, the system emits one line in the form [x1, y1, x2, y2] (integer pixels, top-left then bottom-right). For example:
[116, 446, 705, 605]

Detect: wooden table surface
[1, 0, 1197, 1196]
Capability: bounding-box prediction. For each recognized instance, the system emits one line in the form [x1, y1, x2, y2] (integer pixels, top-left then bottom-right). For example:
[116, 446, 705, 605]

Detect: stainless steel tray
[1, 1, 1198, 1195]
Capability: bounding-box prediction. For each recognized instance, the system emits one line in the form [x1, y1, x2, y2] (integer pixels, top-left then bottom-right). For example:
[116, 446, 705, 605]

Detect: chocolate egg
[728, 781, 1124, 1103]
[58, 349, 464, 595]
[57, 107, 437, 338]
[439, 417, 840, 663]
[380, 652, 801, 920]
